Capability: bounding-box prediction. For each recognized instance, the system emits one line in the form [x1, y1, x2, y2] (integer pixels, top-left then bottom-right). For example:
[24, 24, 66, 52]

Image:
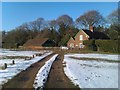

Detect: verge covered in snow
[66, 53, 119, 61]
[0, 49, 49, 67]
[0, 49, 47, 58]
[0, 59, 24, 67]
[0, 51, 52, 88]
[64, 53, 118, 88]
[33, 54, 58, 89]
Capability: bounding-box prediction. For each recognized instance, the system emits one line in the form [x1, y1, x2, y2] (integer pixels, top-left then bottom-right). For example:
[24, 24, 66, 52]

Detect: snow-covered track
[33, 54, 58, 89]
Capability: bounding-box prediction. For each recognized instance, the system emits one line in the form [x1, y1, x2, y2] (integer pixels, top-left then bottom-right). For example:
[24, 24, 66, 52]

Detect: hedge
[95, 40, 118, 53]
[83, 40, 97, 51]
[83, 40, 118, 53]
[2, 42, 19, 49]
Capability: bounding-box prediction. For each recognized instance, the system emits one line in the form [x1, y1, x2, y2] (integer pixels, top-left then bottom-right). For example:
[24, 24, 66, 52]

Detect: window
[80, 35, 83, 40]
[70, 43, 74, 48]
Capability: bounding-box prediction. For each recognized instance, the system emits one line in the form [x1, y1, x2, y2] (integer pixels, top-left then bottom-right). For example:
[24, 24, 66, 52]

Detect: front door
[79, 43, 83, 48]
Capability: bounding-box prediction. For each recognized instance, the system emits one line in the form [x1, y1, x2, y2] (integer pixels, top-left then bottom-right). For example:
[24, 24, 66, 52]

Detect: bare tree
[49, 20, 58, 30]
[56, 15, 73, 27]
[108, 9, 119, 25]
[107, 9, 120, 33]
[76, 10, 105, 29]
[29, 18, 45, 31]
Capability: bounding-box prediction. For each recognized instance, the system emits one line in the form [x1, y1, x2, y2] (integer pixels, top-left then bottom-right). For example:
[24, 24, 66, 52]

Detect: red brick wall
[74, 30, 89, 48]
[67, 30, 90, 48]
[67, 30, 89, 48]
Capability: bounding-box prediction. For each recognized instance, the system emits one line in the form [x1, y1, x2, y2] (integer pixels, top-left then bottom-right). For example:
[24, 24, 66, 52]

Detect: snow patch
[0, 51, 52, 88]
[64, 54, 118, 88]
[0, 49, 48, 59]
[65, 53, 119, 61]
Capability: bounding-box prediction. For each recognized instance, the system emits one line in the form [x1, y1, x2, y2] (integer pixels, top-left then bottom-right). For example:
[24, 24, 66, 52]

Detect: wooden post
[12, 60, 15, 64]
[4, 63, 7, 69]
[33, 55, 34, 58]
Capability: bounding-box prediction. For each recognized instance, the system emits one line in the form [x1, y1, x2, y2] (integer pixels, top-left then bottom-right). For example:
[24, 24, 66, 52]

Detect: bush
[95, 40, 118, 53]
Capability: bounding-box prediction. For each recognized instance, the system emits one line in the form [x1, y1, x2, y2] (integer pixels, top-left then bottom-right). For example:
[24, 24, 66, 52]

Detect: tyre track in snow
[45, 52, 79, 89]
[2, 53, 55, 89]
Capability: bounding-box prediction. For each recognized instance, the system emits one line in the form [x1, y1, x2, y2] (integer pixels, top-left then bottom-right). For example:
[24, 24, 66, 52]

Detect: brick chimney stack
[89, 26, 93, 32]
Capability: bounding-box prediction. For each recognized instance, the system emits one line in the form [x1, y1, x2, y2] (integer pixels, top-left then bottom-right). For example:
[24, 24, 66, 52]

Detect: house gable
[74, 30, 89, 45]
[67, 30, 89, 48]
[67, 37, 75, 48]
[67, 37, 75, 44]
[74, 30, 89, 39]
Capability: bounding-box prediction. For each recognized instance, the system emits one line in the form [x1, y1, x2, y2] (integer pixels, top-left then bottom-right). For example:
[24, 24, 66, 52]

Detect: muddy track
[2, 52, 80, 89]
[44, 52, 80, 89]
[2, 53, 55, 89]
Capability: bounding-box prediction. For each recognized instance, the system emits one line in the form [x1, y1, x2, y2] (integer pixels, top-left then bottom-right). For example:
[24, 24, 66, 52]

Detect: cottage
[67, 26, 110, 49]
[23, 38, 55, 48]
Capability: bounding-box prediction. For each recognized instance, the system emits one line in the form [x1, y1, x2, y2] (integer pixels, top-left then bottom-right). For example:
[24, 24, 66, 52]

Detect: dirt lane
[2, 53, 55, 89]
[2, 51, 80, 89]
[45, 52, 80, 89]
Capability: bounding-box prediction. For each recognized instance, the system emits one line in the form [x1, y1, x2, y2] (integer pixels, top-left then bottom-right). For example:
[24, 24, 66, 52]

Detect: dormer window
[80, 35, 83, 40]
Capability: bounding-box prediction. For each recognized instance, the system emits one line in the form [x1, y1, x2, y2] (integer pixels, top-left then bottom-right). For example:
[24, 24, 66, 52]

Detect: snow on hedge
[0, 51, 52, 87]
[33, 54, 58, 89]
[64, 54, 118, 88]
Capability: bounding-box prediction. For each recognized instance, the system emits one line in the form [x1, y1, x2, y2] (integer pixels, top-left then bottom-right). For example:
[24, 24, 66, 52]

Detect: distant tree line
[2, 9, 119, 48]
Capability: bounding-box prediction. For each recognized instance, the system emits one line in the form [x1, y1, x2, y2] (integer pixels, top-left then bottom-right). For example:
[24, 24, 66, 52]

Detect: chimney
[89, 26, 93, 32]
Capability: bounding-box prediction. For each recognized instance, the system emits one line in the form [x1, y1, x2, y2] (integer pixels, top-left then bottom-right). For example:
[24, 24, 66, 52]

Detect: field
[0, 49, 52, 89]
[64, 53, 119, 88]
[0, 49, 119, 89]
[0, 49, 46, 67]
